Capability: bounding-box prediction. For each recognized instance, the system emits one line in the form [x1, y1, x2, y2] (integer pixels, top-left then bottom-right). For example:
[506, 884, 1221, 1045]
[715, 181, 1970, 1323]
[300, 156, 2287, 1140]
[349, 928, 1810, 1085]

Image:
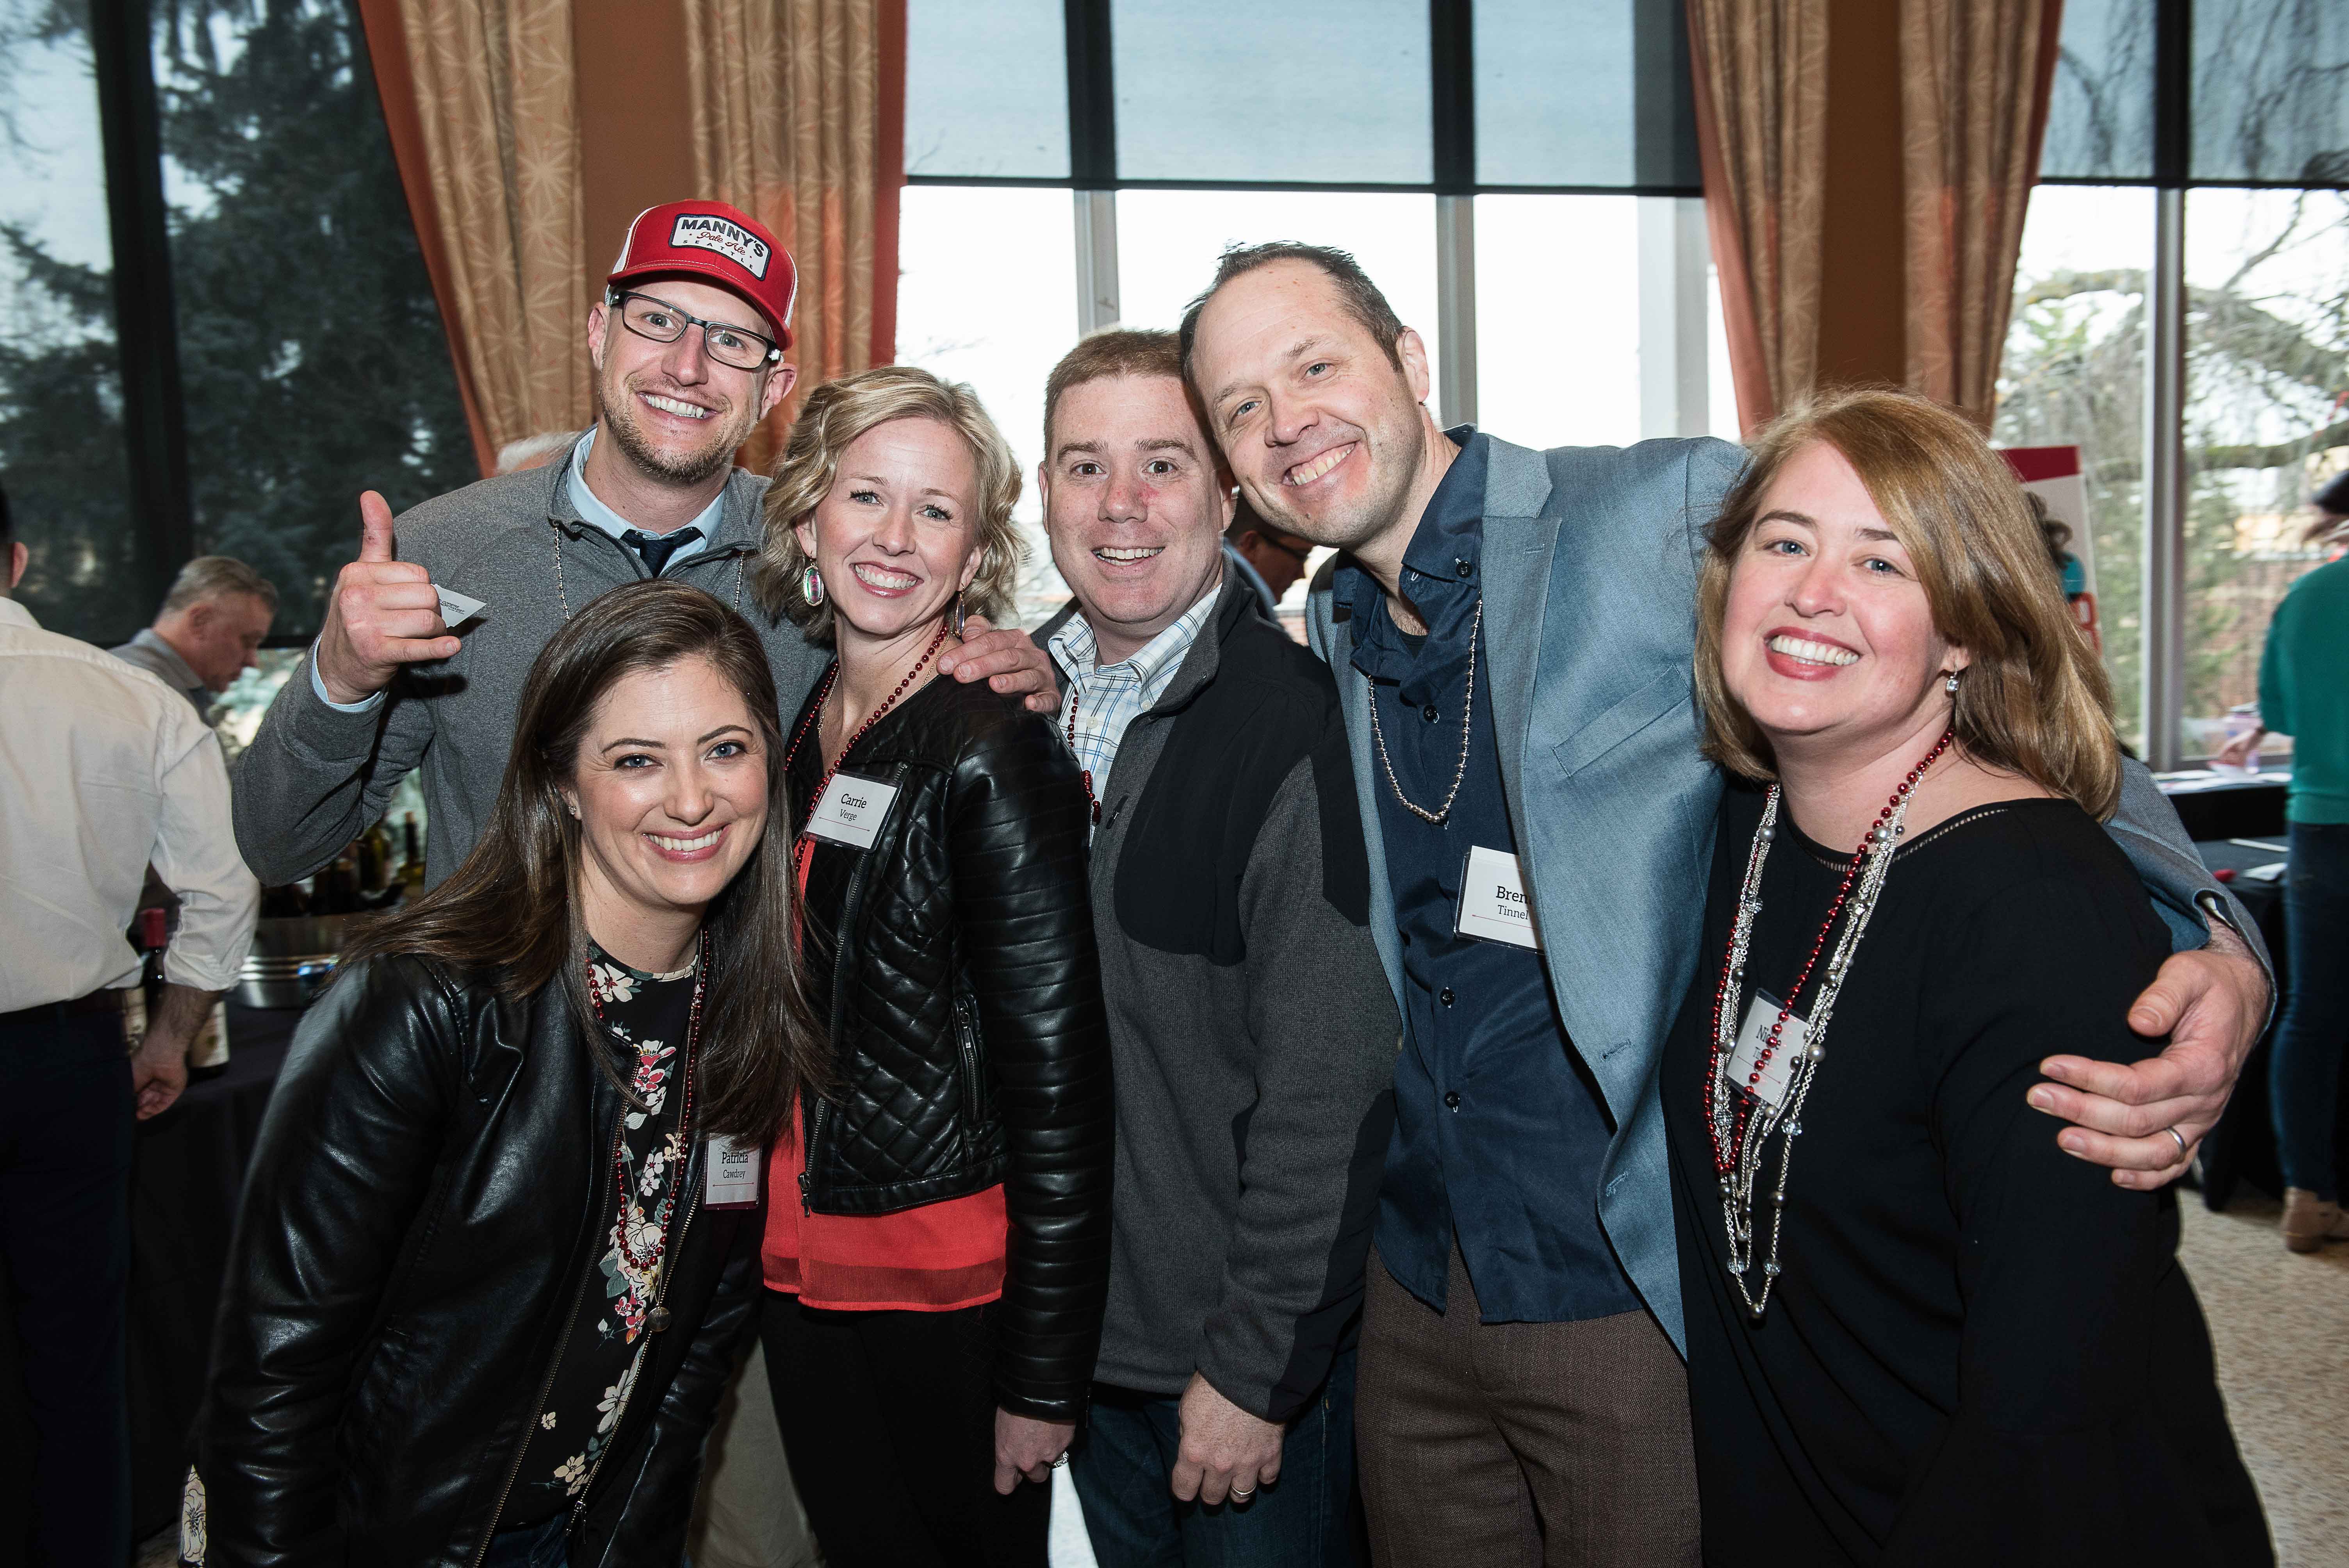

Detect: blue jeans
[2272, 821, 2349, 1199]
[1069, 1347, 1359, 1568]
[480, 1513, 569, 1568]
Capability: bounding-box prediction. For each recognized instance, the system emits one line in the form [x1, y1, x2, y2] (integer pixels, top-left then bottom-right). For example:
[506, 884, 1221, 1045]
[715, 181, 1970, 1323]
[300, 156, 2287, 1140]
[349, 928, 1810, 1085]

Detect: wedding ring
[1051, 1454, 1070, 1469]
[2165, 1125, 2189, 1158]
[1231, 1486, 1256, 1500]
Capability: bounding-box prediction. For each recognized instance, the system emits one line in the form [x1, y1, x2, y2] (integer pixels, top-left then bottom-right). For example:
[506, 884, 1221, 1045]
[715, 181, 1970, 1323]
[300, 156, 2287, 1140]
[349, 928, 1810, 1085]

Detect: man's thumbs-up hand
[313, 490, 462, 705]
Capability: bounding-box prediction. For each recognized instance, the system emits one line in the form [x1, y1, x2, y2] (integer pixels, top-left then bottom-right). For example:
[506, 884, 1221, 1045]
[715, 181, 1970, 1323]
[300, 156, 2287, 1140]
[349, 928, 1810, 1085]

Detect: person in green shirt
[2219, 526, 2349, 1253]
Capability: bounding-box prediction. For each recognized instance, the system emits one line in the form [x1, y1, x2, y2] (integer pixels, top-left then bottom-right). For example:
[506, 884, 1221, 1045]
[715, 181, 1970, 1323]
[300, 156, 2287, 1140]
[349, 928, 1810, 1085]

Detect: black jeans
[760, 1288, 1049, 1568]
[0, 1006, 134, 1566]
[2272, 821, 2349, 1199]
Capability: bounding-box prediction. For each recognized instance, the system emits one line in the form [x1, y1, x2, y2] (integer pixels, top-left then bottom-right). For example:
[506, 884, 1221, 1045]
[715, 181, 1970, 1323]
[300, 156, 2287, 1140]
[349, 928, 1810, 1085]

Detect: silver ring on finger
[2165, 1125, 2189, 1158]
[1231, 1486, 1256, 1500]
[1051, 1454, 1069, 1469]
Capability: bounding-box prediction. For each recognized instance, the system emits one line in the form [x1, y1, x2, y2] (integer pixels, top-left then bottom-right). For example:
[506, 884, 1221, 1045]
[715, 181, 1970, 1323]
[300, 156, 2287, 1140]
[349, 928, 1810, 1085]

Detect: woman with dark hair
[751, 365, 1113, 1568]
[1667, 390, 2269, 1563]
[194, 579, 824, 1568]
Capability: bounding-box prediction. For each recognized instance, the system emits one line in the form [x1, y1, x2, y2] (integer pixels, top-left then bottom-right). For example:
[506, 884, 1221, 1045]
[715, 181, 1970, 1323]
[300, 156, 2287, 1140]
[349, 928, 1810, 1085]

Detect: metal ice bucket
[234, 913, 351, 1010]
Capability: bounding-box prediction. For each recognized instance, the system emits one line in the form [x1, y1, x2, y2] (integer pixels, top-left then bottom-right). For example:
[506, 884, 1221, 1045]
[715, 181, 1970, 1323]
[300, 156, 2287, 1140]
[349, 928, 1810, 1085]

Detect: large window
[901, 0, 1727, 622]
[2000, 0, 2347, 766]
[0, 0, 467, 649]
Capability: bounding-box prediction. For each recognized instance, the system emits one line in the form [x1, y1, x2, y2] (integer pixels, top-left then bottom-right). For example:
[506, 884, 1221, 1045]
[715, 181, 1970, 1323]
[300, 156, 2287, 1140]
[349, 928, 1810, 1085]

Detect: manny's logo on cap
[669, 213, 771, 279]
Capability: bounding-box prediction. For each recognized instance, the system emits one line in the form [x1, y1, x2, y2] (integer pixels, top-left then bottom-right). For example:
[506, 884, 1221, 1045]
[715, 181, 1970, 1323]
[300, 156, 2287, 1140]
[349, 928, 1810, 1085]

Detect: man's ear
[5, 541, 25, 593]
[758, 361, 798, 422]
[1394, 327, 1433, 407]
[586, 300, 610, 372]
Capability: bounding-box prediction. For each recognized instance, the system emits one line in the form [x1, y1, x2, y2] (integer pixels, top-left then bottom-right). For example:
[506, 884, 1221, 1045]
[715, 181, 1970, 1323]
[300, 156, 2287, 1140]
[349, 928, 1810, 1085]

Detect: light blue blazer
[1305, 433, 2265, 1355]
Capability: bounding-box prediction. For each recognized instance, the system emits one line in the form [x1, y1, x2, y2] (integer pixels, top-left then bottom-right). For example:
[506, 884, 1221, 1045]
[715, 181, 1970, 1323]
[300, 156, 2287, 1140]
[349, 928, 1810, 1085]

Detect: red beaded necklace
[785, 620, 954, 877]
[1064, 684, 1101, 826]
[585, 928, 709, 1276]
[1704, 727, 1955, 1179]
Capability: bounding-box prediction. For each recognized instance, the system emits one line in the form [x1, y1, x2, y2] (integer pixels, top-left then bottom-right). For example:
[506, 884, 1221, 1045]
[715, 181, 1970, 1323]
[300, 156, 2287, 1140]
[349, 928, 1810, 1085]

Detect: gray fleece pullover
[231, 454, 830, 887]
[1037, 574, 1401, 1422]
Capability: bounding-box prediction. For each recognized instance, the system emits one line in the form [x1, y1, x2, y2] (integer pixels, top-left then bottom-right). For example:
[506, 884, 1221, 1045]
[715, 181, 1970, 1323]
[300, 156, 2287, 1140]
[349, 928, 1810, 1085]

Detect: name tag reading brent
[704, 1135, 762, 1209]
[1455, 845, 1541, 950]
[806, 771, 898, 850]
[1726, 991, 1809, 1110]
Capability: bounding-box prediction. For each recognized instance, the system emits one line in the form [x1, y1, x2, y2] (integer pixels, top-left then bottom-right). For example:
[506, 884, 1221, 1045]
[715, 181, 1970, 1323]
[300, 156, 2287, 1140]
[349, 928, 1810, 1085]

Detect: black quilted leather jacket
[196, 954, 759, 1567]
[791, 672, 1113, 1420]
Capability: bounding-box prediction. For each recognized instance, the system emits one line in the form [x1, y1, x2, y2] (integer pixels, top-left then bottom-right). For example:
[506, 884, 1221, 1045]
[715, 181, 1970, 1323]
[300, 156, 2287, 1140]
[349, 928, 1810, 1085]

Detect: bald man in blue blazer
[1176, 241, 2272, 1566]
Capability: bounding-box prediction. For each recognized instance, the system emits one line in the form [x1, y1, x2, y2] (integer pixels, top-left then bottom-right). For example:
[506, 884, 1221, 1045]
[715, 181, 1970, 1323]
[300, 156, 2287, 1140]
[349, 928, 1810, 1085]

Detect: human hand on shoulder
[314, 491, 461, 705]
[937, 614, 1059, 715]
[2028, 922, 2268, 1190]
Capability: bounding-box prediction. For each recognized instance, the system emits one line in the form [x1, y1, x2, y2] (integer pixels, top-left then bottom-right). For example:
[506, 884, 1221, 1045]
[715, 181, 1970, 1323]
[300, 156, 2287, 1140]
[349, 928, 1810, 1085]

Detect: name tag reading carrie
[1727, 990, 1810, 1110]
[1454, 845, 1541, 950]
[806, 771, 898, 850]
[704, 1135, 762, 1209]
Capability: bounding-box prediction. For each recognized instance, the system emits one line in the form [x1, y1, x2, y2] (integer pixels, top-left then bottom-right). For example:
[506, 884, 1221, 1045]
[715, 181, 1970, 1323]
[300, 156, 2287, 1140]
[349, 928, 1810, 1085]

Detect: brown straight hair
[1695, 388, 2123, 819]
[340, 579, 824, 1141]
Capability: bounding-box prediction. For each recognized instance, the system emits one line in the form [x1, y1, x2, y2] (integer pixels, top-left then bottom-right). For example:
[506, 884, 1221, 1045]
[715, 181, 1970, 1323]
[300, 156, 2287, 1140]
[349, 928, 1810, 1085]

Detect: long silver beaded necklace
[1704, 728, 1953, 1318]
[1365, 599, 1481, 825]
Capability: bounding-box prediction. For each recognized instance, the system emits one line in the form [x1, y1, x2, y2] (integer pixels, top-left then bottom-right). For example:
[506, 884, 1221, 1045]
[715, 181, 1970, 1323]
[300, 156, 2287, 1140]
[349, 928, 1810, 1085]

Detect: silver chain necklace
[552, 520, 745, 621]
[1365, 598, 1480, 825]
[1708, 782, 1914, 1318]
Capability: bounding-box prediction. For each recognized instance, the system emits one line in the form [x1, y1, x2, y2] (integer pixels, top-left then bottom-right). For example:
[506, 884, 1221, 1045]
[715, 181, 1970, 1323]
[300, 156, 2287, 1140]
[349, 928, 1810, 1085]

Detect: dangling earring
[952, 590, 968, 638]
[1944, 670, 1960, 696]
[801, 563, 825, 606]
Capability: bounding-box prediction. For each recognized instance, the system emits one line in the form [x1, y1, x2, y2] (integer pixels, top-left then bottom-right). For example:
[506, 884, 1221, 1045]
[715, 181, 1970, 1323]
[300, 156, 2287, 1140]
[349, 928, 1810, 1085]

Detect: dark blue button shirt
[1342, 431, 1641, 1325]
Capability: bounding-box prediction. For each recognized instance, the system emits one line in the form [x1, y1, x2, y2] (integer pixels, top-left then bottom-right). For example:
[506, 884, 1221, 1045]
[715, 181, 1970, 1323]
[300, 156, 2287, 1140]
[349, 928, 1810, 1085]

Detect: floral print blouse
[501, 945, 700, 1529]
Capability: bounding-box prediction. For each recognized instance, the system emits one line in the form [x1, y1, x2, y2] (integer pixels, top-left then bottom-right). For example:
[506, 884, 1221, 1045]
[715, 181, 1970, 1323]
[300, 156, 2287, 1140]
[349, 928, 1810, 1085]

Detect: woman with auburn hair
[1663, 391, 2269, 1564]
[196, 579, 825, 1566]
[752, 365, 1112, 1567]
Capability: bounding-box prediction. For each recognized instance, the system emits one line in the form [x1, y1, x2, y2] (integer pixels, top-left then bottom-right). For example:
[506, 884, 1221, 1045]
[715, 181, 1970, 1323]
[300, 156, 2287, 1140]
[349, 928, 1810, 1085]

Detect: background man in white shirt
[0, 480, 259, 1564]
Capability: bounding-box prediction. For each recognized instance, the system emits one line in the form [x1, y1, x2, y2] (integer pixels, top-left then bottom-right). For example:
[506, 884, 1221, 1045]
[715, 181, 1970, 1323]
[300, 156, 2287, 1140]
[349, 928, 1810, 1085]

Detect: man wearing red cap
[233, 199, 1056, 892]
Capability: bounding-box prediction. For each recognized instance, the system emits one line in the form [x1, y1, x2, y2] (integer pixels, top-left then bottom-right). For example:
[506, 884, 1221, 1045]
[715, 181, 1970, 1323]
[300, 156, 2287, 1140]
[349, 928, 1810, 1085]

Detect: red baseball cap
[607, 199, 797, 350]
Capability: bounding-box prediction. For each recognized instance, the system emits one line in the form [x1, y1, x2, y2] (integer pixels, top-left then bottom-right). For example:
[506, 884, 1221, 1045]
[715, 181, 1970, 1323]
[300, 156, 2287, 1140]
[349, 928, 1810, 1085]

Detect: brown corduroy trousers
[1356, 1244, 1700, 1568]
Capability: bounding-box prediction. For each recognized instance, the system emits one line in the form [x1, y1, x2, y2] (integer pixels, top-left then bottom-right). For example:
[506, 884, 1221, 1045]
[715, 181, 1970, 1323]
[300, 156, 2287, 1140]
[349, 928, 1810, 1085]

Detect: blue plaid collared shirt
[1048, 584, 1222, 820]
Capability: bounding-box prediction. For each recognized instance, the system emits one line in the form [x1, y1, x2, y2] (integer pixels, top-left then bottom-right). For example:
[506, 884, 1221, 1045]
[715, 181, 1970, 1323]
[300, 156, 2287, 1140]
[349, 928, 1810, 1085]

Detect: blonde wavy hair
[1695, 388, 2122, 819]
[754, 365, 1025, 641]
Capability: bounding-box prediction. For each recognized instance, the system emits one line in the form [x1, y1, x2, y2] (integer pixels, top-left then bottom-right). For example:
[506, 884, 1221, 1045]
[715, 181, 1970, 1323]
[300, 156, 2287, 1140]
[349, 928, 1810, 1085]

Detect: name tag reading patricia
[805, 771, 898, 850]
[704, 1135, 762, 1208]
[1727, 991, 1810, 1111]
[1454, 845, 1541, 950]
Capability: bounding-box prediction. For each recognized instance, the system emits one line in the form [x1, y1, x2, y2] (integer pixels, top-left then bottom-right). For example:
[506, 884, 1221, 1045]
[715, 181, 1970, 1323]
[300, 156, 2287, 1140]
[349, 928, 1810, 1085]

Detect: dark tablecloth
[125, 1005, 299, 1539]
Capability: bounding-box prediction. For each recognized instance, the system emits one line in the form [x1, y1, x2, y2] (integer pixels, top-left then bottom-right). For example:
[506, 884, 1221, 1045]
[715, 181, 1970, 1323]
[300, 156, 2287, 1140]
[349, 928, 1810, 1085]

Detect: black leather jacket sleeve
[947, 716, 1114, 1420]
[203, 957, 463, 1565]
[578, 1212, 759, 1566]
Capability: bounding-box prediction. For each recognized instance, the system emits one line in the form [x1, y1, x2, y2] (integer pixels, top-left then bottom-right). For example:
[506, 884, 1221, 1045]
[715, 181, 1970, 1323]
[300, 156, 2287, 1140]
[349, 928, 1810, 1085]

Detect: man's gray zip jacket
[1034, 570, 1400, 1423]
[231, 455, 830, 887]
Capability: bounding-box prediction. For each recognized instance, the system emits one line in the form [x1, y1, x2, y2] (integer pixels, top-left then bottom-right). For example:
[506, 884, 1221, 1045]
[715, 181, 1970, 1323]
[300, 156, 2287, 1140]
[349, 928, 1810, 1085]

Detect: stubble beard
[595, 370, 756, 488]
[1250, 412, 1427, 561]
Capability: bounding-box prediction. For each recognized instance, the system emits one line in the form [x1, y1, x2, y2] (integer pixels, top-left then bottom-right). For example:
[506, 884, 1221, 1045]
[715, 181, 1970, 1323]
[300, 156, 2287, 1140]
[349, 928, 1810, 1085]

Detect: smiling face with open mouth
[1721, 438, 1966, 764]
[794, 416, 984, 654]
[588, 276, 789, 488]
[1187, 258, 1435, 563]
[566, 654, 768, 958]
[1040, 372, 1232, 665]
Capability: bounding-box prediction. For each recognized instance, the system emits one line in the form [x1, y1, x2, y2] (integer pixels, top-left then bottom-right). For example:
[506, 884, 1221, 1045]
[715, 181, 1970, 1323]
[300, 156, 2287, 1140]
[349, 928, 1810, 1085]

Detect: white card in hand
[433, 584, 486, 628]
[1727, 990, 1809, 1110]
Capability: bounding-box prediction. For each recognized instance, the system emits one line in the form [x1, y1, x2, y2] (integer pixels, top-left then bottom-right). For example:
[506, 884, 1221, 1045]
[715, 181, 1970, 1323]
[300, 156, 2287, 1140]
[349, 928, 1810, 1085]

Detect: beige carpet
[2182, 1192, 2349, 1567]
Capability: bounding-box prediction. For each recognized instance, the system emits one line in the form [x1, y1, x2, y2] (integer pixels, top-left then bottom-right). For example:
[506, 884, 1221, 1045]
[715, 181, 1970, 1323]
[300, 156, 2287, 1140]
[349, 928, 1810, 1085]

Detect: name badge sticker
[1726, 990, 1809, 1110]
[704, 1135, 763, 1209]
[1454, 845, 1542, 950]
[806, 771, 900, 850]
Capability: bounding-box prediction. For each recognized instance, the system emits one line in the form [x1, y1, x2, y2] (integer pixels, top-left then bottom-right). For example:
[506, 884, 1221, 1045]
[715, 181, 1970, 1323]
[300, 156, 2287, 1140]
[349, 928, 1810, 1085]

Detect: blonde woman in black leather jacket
[751, 365, 1112, 1568]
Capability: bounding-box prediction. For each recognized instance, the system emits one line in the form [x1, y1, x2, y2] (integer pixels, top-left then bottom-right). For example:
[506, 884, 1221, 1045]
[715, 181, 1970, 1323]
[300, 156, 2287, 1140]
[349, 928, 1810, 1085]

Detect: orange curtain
[683, 0, 903, 473]
[1686, 0, 1832, 437]
[1899, 0, 2065, 428]
[360, 0, 590, 475]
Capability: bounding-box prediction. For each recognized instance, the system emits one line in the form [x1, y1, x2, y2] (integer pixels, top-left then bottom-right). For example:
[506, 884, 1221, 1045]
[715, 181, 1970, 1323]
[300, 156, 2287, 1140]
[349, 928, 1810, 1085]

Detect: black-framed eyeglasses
[607, 288, 782, 372]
